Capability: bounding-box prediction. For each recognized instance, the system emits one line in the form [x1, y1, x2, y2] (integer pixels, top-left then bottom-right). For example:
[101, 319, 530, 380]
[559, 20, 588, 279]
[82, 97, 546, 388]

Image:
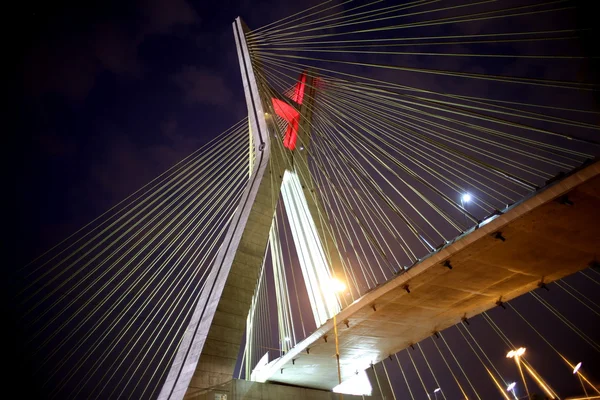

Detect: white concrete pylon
[281, 170, 341, 326]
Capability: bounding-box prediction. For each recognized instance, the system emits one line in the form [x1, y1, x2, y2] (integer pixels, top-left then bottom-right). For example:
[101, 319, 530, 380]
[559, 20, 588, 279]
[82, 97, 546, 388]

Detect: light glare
[507, 382, 516, 391]
[462, 193, 472, 203]
[331, 278, 347, 293]
[573, 362, 582, 374]
[333, 370, 372, 396]
[507, 347, 526, 358]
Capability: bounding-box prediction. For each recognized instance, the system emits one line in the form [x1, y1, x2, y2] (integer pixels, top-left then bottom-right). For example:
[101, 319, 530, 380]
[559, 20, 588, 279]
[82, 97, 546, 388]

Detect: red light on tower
[271, 71, 308, 151]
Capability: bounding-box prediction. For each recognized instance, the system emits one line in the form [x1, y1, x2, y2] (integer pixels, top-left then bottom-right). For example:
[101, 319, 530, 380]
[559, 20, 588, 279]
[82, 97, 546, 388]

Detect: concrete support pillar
[159, 18, 348, 400]
[157, 18, 285, 400]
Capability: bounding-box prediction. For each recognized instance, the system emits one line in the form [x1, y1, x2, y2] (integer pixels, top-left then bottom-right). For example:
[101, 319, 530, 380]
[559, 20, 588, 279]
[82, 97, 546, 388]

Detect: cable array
[239, 0, 599, 393]
[239, 0, 599, 345]
[17, 119, 251, 399]
[356, 272, 600, 399]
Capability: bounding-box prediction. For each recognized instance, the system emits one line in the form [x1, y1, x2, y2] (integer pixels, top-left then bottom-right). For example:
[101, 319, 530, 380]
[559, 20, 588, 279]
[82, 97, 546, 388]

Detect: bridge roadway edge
[256, 159, 600, 390]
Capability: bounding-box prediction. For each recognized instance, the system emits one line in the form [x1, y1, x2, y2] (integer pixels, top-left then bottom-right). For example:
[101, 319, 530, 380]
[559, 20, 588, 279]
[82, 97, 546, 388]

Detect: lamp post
[507, 348, 529, 399]
[427, 387, 442, 399]
[573, 362, 589, 397]
[506, 382, 517, 400]
[570, 361, 600, 397]
[460, 193, 471, 229]
[507, 348, 557, 399]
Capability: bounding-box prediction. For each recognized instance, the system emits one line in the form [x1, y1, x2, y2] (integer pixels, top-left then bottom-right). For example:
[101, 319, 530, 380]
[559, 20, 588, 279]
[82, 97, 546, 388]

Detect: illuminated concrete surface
[158, 18, 286, 400]
[190, 379, 375, 400]
[166, 18, 338, 399]
[257, 161, 600, 391]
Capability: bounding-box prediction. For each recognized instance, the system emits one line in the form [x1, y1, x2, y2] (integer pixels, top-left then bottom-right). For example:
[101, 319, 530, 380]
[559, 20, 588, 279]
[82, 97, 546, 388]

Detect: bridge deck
[254, 161, 600, 390]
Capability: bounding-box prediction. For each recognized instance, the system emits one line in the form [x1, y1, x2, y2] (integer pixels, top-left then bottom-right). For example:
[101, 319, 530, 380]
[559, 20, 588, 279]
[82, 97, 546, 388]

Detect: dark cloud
[22, 0, 199, 101]
[23, 39, 100, 101]
[94, 22, 143, 77]
[140, 0, 199, 35]
[171, 65, 233, 105]
[81, 119, 204, 208]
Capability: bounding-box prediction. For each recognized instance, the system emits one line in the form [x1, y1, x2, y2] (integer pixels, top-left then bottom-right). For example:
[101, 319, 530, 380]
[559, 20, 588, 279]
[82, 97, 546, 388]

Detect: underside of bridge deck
[256, 161, 600, 391]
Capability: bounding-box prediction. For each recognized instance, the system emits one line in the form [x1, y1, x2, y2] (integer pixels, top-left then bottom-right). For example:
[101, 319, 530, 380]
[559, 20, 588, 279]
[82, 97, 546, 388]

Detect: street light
[426, 387, 442, 400]
[460, 193, 471, 228]
[506, 382, 518, 400]
[506, 347, 526, 359]
[572, 362, 590, 397]
[507, 348, 529, 399]
[507, 348, 557, 399]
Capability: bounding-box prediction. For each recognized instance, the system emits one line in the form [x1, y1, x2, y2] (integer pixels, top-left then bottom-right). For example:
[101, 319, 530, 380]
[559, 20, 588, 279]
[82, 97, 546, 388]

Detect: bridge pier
[185, 168, 286, 393]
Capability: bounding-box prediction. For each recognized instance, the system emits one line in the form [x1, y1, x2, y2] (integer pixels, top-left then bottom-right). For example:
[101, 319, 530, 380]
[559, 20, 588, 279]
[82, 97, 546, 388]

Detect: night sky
[12, 0, 600, 398]
[16, 0, 312, 261]
[14, 0, 314, 396]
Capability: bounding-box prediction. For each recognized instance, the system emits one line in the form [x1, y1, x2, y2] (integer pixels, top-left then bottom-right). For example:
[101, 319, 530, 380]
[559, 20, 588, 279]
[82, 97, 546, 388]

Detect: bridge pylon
[158, 17, 343, 399]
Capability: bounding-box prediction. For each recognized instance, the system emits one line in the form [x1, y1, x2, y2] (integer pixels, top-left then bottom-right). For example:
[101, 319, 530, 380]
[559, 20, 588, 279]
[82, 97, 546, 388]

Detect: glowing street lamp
[426, 387, 442, 400]
[572, 362, 590, 397]
[506, 382, 518, 400]
[460, 193, 471, 228]
[507, 348, 557, 399]
[506, 347, 526, 358]
[507, 348, 529, 398]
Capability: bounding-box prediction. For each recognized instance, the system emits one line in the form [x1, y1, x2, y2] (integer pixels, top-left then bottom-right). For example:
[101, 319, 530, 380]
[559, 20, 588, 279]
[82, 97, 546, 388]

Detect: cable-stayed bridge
[16, 1, 600, 399]
[252, 162, 600, 391]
